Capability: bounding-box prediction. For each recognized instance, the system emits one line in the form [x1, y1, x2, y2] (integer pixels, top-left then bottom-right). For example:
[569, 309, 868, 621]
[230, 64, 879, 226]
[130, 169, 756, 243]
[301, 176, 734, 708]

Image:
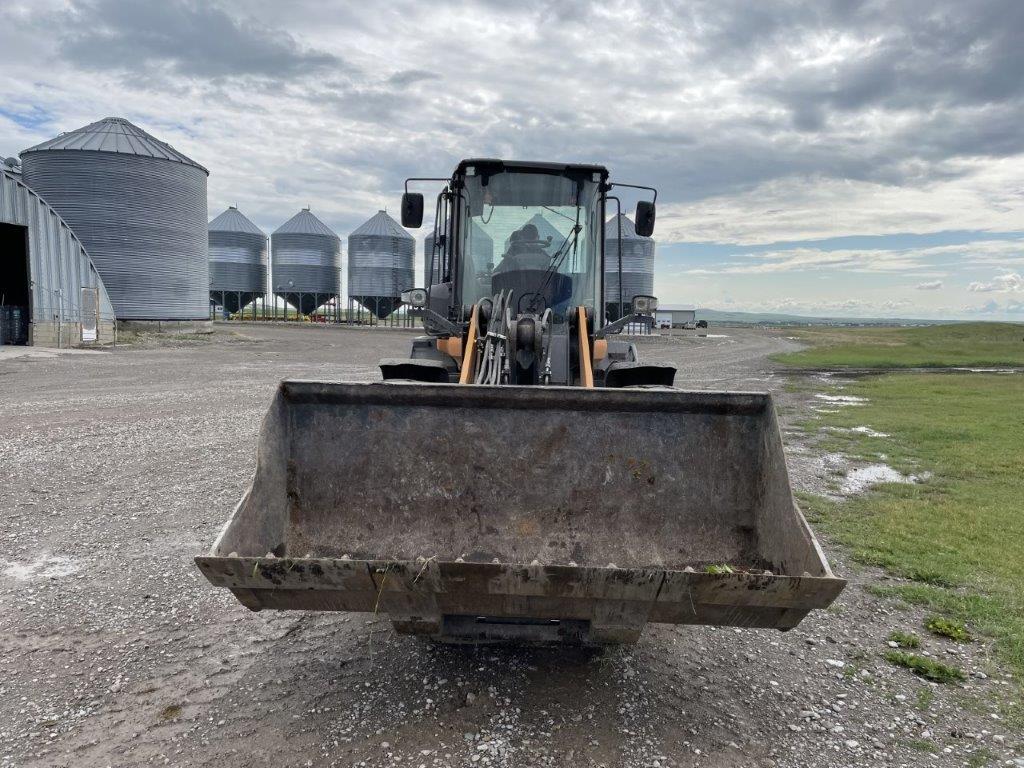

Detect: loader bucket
[197, 381, 844, 644]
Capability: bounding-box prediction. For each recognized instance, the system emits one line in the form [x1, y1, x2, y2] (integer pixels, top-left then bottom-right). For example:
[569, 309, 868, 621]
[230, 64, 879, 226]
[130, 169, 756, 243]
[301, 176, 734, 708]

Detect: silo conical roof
[21, 116, 208, 173]
[273, 208, 338, 238]
[604, 213, 649, 240]
[350, 210, 413, 239]
[209, 206, 265, 236]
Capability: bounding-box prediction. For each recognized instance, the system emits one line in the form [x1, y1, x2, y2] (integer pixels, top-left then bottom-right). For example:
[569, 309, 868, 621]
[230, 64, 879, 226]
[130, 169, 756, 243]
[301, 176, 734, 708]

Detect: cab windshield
[456, 168, 602, 315]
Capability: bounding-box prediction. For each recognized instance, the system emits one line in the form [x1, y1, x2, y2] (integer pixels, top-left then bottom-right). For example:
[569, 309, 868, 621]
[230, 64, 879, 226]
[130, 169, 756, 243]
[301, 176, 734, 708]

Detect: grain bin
[20, 117, 209, 320]
[209, 207, 267, 314]
[424, 223, 446, 287]
[424, 219, 493, 288]
[604, 214, 654, 319]
[271, 208, 340, 315]
[348, 210, 414, 319]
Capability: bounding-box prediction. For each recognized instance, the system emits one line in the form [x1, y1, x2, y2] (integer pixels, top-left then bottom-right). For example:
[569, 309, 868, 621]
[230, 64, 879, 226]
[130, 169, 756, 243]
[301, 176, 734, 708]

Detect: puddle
[826, 425, 890, 438]
[815, 394, 867, 405]
[816, 452, 848, 471]
[3, 555, 80, 581]
[812, 453, 926, 496]
[840, 464, 922, 495]
[953, 368, 1019, 374]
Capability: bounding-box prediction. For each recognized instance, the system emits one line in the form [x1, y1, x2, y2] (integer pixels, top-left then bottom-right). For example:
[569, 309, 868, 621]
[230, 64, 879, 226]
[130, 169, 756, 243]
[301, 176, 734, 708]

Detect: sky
[1, 0, 1023, 319]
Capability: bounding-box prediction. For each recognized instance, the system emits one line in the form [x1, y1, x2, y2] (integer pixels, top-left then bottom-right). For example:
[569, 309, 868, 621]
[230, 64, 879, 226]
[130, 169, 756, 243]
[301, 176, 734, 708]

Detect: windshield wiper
[524, 183, 597, 313]
[524, 209, 582, 314]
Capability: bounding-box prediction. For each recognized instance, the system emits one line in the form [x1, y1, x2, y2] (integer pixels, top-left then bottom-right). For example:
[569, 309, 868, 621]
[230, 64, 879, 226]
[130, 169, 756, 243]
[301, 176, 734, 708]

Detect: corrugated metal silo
[424, 223, 446, 286]
[20, 117, 209, 320]
[271, 208, 340, 315]
[604, 214, 655, 318]
[348, 210, 414, 319]
[424, 220, 493, 287]
[209, 207, 267, 313]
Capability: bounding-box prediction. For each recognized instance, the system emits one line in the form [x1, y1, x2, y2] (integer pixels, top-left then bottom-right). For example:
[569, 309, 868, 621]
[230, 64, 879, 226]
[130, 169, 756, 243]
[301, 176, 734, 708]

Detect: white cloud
[0, 0, 1022, 247]
[2, 0, 1023, 316]
[916, 280, 943, 290]
[711, 296, 917, 317]
[679, 239, 1024, 277]
[660, 162, 1024, 245]
[967, 272, 1023, 293]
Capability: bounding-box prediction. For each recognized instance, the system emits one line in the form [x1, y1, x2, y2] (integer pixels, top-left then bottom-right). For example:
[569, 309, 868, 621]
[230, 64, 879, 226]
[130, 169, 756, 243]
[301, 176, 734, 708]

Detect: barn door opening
[0, 223, 30, 345]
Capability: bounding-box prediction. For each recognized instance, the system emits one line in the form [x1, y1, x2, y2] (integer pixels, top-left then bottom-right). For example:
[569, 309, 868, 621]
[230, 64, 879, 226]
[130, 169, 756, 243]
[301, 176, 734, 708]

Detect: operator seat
[491, 223, 572, 313]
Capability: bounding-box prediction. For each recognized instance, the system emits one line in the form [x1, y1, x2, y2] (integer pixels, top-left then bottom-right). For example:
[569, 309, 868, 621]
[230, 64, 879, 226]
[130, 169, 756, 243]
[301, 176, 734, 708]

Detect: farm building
[0, 169, 115, 347]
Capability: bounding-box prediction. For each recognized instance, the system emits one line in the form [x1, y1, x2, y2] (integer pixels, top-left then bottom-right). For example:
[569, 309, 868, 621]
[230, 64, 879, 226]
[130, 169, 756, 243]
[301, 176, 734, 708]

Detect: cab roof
[456, 158, 609, 180]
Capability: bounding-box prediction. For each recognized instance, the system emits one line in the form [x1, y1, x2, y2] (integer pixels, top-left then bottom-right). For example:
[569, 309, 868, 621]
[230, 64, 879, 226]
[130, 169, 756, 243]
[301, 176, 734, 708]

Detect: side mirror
[401, 288, 428, 308]
[632, 295, 658, 315]
[635, 200, 656, 237]
[401, 192, 424, 228]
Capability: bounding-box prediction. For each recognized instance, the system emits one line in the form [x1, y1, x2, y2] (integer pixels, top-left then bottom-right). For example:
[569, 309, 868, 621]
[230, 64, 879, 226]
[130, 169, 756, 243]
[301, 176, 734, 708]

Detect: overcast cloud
[1, 0, 1022, 318]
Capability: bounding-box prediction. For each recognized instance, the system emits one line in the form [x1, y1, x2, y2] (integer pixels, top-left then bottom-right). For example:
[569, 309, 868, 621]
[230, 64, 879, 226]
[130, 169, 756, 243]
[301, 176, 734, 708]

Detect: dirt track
[1, 324, 1019, 767]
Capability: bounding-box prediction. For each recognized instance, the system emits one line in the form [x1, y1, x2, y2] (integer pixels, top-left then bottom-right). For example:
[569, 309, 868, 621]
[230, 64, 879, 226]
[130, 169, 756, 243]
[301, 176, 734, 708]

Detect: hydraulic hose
[539, 308, 554, 385]
[474, 289, 512, 385]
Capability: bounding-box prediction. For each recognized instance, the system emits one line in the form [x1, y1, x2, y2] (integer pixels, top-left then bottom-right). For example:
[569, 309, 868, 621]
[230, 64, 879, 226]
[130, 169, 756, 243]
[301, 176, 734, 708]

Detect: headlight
[632, 295, 658, 314]
[401, 288, 428, 308]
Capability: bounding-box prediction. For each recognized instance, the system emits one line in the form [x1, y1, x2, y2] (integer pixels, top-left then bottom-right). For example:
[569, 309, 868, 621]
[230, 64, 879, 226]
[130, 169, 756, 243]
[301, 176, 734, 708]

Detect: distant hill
[693, 309, 976, 327]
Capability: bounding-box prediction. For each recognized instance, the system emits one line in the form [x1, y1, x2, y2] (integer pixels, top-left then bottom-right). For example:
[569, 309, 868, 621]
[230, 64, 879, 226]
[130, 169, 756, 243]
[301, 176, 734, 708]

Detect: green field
[790, 325, 1024, 681]
[775, 322, 1024, 368]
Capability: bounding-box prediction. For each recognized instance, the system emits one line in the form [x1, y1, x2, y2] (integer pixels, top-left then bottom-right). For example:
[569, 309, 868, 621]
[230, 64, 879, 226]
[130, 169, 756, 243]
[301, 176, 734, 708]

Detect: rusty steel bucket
[196, 381, 844, 644]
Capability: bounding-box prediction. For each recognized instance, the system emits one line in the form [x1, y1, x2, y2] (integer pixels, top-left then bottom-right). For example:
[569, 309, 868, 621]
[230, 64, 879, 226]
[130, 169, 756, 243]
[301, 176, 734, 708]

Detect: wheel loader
[197, 159, 844, 645]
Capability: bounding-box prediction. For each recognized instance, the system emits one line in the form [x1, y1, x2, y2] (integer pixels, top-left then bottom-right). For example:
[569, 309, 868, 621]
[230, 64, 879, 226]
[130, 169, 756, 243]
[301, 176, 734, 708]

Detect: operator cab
[391, 158, 673, 387]
[419, 160, 609, 322]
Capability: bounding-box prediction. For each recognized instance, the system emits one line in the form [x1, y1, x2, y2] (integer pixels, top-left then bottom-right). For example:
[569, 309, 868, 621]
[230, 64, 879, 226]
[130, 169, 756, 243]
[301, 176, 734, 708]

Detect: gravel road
[0, 324, 1019, 767]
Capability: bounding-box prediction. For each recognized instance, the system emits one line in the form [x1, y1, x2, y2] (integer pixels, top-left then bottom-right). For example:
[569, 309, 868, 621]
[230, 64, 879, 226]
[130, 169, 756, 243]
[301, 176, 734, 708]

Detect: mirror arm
[404, 177, 450, 193]
[594, 312, 653, 339]
[408, 307, 463, 337]
[606, 195, 623, 321]
[607, 181, 658, 204]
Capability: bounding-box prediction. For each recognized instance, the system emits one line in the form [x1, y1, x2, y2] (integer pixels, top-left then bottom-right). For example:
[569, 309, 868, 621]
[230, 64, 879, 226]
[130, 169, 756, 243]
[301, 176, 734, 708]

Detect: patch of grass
[967, 747, 996, 768]
[1001, 698, 1024, 731]
[804, 373, 1024, 677]
[906, 738, 939, 753]
[958, 692, 992, 716]
[872, 584, 1024, 675]
[926, 616, 971, 643]
[773, 322, 1024, 368]
[159, 704, 182, 721]
[915, 687, 934, 711]
[889, 631, 921, 649]
[884, 650, 965, 683]
[704, 564, 734, 574]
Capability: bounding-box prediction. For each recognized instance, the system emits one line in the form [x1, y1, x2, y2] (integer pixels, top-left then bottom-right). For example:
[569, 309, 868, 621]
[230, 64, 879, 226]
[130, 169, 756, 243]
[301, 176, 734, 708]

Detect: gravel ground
[1, 324, 1020, 768]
